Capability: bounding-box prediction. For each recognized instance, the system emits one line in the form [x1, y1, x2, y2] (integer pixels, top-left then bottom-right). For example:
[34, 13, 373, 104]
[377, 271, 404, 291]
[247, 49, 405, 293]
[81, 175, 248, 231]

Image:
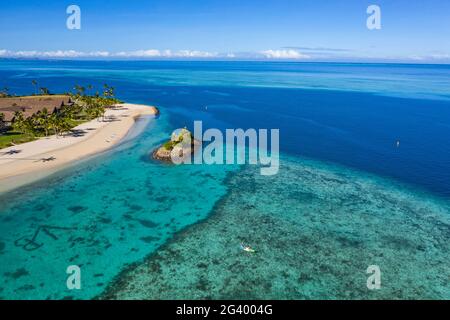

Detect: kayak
[240, 243, 256, 253]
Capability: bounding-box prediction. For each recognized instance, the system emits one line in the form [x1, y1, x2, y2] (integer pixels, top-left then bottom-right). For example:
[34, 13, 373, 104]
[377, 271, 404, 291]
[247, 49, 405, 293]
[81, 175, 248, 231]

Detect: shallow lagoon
[0, 114, 238, 299]
[103, 156, 450, 299]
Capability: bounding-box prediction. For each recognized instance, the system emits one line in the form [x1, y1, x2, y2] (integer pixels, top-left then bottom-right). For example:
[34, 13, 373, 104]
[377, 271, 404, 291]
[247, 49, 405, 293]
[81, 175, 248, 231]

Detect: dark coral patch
[4, 267, 29, 279]
[140, 236, 159, 243]
[68, 206, 88, 214]
[136, 219, 159, 228]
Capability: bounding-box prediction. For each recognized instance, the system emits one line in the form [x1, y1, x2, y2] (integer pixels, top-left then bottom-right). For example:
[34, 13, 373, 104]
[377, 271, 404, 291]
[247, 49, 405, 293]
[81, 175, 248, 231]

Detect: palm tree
[12, 111, 25, 133]
[103, 84, 109, 97]
[84, 106, 94, 120]
[74, 85, 85, 96]
[97, 105, 106, 121]
[31, 80, 38, 95]
[48, 114, 68, 137]
[103, 84, 115, 98]
[87, 97, 106, 121]
[39, 87, 50, 95]
[48, 113, 59, 136]
[0, 87, 9, 97]
[60, 104, 73, 121]
[35, 108, 50, 136]
[68, 103, 83, 120]
[60, 117, 72, 136]
[12, 111, 34, 135]
[0, 112, 5, 131]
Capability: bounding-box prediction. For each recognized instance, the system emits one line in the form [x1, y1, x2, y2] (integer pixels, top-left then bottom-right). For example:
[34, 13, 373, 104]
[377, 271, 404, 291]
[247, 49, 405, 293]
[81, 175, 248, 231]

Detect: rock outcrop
[152, 128, 200, 163]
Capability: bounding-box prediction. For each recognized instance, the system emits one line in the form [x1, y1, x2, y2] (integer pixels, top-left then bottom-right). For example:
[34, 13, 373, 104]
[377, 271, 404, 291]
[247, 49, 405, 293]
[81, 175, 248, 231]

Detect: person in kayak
[240, 243, 255, 253]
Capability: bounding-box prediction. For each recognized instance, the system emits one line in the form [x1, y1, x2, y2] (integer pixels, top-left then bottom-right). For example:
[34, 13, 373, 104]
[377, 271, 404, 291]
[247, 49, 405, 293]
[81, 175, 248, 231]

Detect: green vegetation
[39, 87, 50, 95]
[0, 83, 122, 150]
[0, 112, 9, 135]
[0, 132, 37, 149]
[163, 140, 177, 150]
[31, 80, 39, 95]
[162, 129, 194, 151]
[0, 87, 10, 98]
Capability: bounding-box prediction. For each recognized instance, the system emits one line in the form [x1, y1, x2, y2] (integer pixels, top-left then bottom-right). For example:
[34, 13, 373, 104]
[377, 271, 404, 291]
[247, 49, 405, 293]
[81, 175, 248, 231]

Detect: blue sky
[1, 0, 449, 62]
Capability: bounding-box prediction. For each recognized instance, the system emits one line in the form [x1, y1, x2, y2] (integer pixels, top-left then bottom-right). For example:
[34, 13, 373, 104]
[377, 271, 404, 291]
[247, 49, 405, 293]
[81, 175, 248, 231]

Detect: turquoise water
[0, 112, 238, 299]
[102, 156, 450, 299]
[0, 60, 449, 299]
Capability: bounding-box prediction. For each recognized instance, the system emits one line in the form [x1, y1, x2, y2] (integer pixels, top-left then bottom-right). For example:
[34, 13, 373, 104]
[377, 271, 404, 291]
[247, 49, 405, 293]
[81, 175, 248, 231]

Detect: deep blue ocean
[2, 60, 449, 196]
[0, 60, 449, 299]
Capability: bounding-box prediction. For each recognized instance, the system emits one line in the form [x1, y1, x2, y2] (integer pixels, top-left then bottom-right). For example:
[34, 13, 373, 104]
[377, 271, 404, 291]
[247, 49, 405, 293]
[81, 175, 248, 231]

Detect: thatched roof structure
[0, 95, 72, 122]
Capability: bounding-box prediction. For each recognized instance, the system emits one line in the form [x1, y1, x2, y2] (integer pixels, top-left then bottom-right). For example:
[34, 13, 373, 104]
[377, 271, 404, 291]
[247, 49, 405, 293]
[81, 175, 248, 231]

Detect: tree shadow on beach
[102, 116, 122, 122]
[0, 149, 22, 156]
[67, 129, 88, 137]
[34, 156, 56, 163]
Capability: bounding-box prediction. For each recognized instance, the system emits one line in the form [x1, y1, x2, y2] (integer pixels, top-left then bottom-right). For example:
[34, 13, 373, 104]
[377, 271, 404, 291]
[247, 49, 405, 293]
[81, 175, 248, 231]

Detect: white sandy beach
[0, 103, 158, 193]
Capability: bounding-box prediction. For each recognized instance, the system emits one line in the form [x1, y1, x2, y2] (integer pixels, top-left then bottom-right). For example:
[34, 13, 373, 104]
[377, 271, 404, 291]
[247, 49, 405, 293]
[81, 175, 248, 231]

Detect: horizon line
[1, 57, 449, 66]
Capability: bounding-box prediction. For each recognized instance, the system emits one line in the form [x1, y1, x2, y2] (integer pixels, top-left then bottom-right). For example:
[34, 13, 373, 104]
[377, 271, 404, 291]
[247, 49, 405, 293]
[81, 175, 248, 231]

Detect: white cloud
[0, 49, 112, 58]
[115, 49, 161, 57]
[0, 49, 219, 59]
[171, 50, 218, 58]
[260, 49, 310, 59]
[4, 48, 447, 62]
[0, 48, 309, 60]
[41, 50, 84, 58]
[90, 51, 111, 57]
[118, 49, 219, 58]
[407, 53, 450, 62]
